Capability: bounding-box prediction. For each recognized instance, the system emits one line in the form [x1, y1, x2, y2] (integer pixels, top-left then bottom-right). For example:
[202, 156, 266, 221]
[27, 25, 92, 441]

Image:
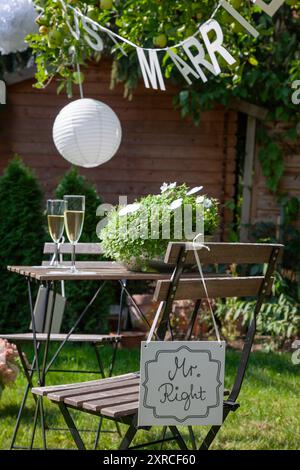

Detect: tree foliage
[28, 1, 300, 194]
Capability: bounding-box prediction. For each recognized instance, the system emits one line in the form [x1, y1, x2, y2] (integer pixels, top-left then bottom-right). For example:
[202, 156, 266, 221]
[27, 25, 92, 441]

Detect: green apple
[153, 33, 167, 48]
[248, 56, 258, 66]
[47, 29, 63, 48]
[36, 15, 48, 26]
[39, 25, 48, 35]
[100, 0, 113, 9]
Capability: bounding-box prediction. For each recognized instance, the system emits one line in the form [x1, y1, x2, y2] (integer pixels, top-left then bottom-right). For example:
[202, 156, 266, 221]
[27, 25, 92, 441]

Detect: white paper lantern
[53, 98, 122, 168]
[0, 0, 37, 55]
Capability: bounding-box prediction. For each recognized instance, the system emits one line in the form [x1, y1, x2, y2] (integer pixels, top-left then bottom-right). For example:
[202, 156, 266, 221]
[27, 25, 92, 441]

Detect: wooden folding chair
[0, 243, 123, 449]
[31, 242, 283, 450]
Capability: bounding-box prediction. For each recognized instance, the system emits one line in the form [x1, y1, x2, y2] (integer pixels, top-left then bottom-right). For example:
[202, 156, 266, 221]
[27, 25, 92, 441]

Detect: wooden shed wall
[250, 134, 300, 227]
[0, 60, 237, 230]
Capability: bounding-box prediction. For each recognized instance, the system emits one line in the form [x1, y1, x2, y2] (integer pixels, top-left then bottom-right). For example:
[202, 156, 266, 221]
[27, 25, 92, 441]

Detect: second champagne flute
[64, 195, 85, 273]
[47, 199, 66, 267]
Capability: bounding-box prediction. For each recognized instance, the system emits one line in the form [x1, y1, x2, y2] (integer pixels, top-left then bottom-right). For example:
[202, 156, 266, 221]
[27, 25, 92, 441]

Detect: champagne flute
[47, 199, 66, 267]
[64, 195, 85, 273]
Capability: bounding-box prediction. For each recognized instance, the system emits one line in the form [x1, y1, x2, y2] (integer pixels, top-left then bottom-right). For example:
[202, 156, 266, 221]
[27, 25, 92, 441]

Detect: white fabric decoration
[0, 0, 37, 55]
[53, 98, 122, 168]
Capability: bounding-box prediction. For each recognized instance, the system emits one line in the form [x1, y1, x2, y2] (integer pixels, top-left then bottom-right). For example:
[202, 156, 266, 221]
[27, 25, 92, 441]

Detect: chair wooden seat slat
[34, 378, 230, 414]
[100, 402, 140, 419]
[83, 394, 139, 413]
[32, 372, 139, 396]
[45, 378, 140, 402]
[31, 241, 283, 450]
[0, 333, 121, 343]
[66, 385, 140, 408]
[33, 375, 232, 420]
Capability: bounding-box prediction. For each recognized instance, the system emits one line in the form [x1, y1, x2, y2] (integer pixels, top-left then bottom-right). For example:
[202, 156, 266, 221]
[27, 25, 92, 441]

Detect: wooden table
[7, 261, 175, 281]
[6, 261, 179, 450]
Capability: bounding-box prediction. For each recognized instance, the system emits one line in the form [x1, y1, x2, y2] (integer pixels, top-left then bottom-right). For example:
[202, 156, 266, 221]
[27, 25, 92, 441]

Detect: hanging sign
[59, 0, 287, 92]
[138, 341, 226, 426]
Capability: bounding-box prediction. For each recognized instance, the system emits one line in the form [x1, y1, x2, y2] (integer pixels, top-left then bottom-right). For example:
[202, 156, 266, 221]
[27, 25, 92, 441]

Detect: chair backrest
[42, 242, 104, 268]
[152, 242, 283, 403]
[43, 242, 102, 258]
[154, 242, 282, 303]
[31, 243, 103, 334]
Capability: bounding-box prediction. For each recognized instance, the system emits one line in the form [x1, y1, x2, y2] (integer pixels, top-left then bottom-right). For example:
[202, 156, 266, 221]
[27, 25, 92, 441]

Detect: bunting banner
[59, 0, 285, 92]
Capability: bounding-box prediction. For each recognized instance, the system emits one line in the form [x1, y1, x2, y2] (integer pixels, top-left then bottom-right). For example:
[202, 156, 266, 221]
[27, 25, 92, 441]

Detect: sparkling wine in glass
[47, 199, 66, 267]
[64, 195, 85, 273]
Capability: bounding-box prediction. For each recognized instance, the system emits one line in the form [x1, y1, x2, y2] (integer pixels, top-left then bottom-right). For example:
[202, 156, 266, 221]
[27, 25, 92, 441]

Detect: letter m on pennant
[137, 48, 166, 91]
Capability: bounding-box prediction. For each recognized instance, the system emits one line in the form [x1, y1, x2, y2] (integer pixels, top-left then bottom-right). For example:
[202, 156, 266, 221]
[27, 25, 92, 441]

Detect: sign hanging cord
[76, 61, 84, 99]
[192, 233, 221, 344]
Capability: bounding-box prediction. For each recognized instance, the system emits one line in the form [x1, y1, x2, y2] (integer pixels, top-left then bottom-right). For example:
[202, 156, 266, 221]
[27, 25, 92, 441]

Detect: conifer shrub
[0, 157, 45, 332]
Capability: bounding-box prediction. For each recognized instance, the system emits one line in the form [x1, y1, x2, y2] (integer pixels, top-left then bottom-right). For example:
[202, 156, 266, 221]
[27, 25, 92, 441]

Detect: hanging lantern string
[59, 0, 223, 53]
[76, 61, 84, 99]
[70, 46, 84, 98]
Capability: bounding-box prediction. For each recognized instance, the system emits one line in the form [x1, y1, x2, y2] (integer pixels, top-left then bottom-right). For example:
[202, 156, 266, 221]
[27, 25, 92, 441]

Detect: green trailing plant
[214, 272, 300, 350]
[99, 183, 219, 269]
[55, 167, 114, 332]
[0, 156, 46, 333]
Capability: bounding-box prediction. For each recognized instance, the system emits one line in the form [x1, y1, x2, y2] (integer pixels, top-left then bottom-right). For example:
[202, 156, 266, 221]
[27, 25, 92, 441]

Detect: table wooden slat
[7, 263, 175, 281]
[0, 333, 121, 343]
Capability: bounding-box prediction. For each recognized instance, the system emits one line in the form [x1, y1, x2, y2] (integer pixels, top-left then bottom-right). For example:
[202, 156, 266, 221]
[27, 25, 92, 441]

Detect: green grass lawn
[0, 344, 299, 450]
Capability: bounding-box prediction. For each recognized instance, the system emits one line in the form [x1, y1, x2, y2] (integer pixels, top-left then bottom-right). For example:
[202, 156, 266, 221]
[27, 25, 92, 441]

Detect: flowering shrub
[99, 183, 219, 268]
[0, 339, 19, 397]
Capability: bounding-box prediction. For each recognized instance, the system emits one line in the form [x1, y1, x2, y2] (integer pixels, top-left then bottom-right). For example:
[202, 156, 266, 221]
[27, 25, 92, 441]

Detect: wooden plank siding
[250, 133, 300, 229]
[0, 60, 238, 234]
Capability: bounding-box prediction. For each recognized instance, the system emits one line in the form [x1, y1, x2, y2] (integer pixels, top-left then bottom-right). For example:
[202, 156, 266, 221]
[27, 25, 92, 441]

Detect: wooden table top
[7, 261, 176, 281]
